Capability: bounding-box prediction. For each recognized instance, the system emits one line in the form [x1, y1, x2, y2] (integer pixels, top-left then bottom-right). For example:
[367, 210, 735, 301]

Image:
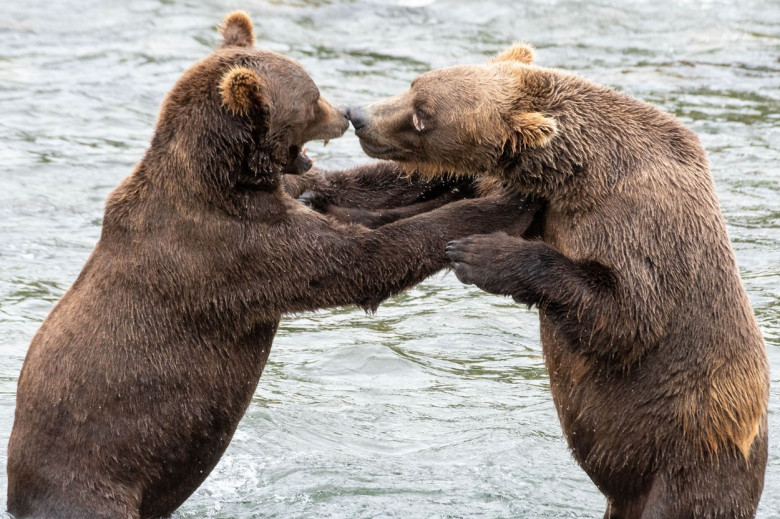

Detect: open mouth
[283, 145, 314, 175]
[284, 135, 342, 174]
[298, 147, 313, 172]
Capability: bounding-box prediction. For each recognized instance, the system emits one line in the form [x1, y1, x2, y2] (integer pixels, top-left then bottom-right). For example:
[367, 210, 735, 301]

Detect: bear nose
[346, 106, 368, 131]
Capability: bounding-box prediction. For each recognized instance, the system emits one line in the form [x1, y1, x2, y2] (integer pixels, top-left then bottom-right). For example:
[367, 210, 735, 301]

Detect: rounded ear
[507, 112, 557, 149]
[220, 11, 255, 47]
[490, 43, 535, 65]
[219, 67, 268, 117]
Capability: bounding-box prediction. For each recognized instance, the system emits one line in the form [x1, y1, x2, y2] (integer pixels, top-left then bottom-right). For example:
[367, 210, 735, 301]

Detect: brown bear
[6, 15, 536, 519]
[345, 44, 770, 518]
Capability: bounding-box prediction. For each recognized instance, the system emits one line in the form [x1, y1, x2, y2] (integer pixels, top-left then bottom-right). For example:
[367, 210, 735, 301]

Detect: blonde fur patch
[707, 371, 766, 462]
[677, 368, 767, 463]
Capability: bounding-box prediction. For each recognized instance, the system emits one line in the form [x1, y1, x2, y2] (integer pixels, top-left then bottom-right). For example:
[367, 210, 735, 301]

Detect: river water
[1, 0, 778, 517]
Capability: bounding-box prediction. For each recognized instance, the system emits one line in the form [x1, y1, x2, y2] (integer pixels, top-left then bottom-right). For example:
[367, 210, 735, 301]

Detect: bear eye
[412, 109, 426, 132]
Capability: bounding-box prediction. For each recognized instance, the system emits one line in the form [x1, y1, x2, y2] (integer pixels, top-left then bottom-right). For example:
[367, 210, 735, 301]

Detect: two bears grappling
[8, 11, 769, 519]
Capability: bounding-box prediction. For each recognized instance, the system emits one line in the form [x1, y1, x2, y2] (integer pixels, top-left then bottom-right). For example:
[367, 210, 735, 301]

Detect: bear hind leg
[600, 474, 668, 519]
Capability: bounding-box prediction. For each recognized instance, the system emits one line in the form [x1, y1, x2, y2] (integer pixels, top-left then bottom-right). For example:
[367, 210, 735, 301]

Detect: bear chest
[541, 209, 595, 262]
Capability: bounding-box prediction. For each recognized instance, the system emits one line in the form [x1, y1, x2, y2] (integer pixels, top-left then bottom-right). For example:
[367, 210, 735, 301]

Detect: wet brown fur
[219, 11, 254, 48]
[6, 17, 536, 519]
[283, 162, 480, 228]
[353, 43, 770, 518]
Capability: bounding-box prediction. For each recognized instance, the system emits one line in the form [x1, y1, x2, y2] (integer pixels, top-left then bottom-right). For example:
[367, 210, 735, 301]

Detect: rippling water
[1, 0, 778, 517]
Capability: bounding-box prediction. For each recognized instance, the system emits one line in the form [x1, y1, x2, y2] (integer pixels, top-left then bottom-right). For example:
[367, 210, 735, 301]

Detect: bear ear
[490, 43, 535, 65]
[507, 112, 557, 149]
[219, 66, 269, 117]
[220, 11, 255, 48]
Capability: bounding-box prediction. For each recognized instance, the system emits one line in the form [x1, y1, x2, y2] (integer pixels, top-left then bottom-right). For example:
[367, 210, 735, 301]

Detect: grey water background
[1, 0, 778, 516]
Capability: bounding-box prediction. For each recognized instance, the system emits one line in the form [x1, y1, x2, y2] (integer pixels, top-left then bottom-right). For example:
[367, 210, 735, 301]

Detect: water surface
[1, 0, 778, 517]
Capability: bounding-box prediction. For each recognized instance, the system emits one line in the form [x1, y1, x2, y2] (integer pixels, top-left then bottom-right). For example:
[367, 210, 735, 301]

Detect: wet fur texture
[354, 44, 770, 518]
[6, 16, 535, 519]
[283, 161, 479, 228]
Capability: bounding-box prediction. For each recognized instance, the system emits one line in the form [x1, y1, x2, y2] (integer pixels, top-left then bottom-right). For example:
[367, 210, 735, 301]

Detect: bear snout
[346, 106, 368, 131]
[324, 102, 350, 137]
[336, 106, 350, 134]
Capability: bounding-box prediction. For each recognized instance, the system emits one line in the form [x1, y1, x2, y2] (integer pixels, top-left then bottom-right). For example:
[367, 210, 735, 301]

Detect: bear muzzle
[346, 105, 408, 160]
[346, 106, 368, 131]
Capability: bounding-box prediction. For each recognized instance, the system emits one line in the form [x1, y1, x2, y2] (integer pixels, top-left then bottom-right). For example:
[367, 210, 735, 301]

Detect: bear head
[151, 11, 349, 196]
[346, 43, 557, 179]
